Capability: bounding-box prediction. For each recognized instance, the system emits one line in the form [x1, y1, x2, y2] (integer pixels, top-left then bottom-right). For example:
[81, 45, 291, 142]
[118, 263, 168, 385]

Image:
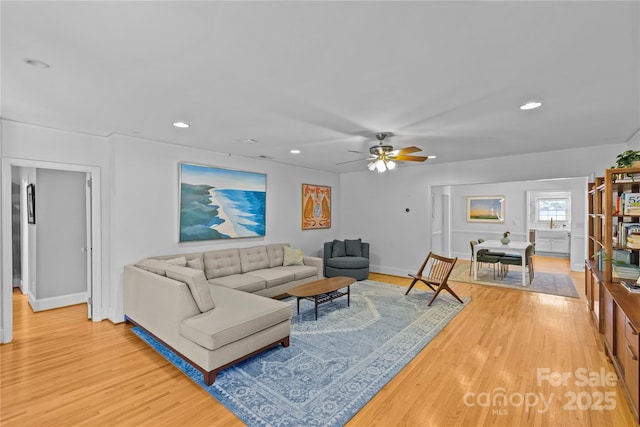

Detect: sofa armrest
[323, 242, 333, 276]
[362, 242, 370, 259]
[303, 256, 324, 279]
[124, 265, 200, 347]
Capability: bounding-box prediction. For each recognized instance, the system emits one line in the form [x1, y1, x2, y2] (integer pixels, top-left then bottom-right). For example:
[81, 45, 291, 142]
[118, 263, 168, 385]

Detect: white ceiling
[2, 1, 639, 173]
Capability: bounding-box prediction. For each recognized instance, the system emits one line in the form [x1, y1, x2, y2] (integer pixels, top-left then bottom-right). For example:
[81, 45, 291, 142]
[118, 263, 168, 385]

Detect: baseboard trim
[29, 292, 87, 312]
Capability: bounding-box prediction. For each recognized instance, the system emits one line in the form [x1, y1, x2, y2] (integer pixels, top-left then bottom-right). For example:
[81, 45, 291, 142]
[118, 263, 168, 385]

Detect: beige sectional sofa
[124, 243, 323, 385]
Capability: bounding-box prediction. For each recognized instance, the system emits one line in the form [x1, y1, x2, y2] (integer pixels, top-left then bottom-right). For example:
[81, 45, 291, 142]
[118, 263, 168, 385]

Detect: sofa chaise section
[124, 263, 292, 385]
[124, 243, 322, 385]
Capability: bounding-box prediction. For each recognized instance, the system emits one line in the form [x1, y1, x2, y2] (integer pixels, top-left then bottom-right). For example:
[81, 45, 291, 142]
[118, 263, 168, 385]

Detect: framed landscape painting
[179, 163, 266, 242]
[466, 196, 505, 223]
[302, 184, 331, 230]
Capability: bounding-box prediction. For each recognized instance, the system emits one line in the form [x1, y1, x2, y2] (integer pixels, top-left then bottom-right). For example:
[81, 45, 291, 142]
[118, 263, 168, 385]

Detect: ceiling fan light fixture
[368, 161, 376, 171]
[387, 160, 396, 170]
[375, 159, 387, 173]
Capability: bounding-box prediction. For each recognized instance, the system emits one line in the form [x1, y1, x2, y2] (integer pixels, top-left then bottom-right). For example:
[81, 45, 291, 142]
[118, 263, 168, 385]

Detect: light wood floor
[1, 256, 636, 426]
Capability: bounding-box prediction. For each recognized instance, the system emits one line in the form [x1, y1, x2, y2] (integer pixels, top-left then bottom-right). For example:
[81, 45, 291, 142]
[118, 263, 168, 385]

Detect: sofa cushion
[187, 257, 204, 271]
[266, 243, 289, 267]
[332, 239, 346, 257]
[165, 265, 215, 312]
[135, 258, 173, 276]
[239, 245, 270, 273]
[208, 274, 266, 293]
[326, 256, 369, 269]
[179, 286, 292, 351]
[204, 249, 241, 279]
[345, 239, 363, 257]
[245, 269, 295, 289]
[273, 265, 318, 281]
[166, 256, 188, 267]
[152, 252, 203, 265]
[283, 246, 304, 266]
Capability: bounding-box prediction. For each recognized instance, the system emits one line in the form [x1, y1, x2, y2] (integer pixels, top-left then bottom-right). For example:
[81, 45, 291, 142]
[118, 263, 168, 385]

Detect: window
[536, 198, 568, 222]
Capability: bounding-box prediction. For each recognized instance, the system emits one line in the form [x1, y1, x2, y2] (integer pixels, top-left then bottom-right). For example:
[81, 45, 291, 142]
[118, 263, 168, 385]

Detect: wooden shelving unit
[586, 167, 640, 423]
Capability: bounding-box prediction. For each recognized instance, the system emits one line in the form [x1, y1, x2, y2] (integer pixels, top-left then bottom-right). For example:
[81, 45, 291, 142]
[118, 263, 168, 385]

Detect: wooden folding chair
[405, 252, 463, 306]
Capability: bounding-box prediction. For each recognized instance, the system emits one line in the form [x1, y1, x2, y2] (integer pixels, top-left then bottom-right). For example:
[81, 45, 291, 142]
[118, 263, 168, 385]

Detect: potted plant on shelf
[612, 150, 640, 182]
[500, 231, 511, 245]
[615, 150, 640, 168]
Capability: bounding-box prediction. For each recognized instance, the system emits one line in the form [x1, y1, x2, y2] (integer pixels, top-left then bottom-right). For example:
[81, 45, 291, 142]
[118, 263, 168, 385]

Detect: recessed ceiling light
[520, 101, 543, 110]
[245, 138, 258, 144]
[173, 121, 190, 128]
[290, 149, 301, 154]
[24, 58, 49, 69]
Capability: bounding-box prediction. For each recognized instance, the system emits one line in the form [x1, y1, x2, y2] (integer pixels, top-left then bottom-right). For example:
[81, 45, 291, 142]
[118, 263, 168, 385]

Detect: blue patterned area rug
[131, 280, 470, 427]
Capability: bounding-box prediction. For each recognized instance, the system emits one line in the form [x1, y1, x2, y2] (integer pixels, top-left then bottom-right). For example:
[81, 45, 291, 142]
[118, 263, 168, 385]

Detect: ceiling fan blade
[393, 155, 430, 162]
[395, 146, 422, 155]
[336, 157, 374, 165]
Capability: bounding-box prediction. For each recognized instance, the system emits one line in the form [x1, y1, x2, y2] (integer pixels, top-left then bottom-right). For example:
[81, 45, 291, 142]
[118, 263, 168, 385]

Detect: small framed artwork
[467, 195, 505, 223]
[302, 184, 331, 230]
[27, 183, 36, 224]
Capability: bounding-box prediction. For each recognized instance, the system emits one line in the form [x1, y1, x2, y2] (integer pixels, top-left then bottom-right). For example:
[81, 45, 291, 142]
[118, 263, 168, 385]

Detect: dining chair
[405, 252, 463, 306]
[499, 243, 535, 284]
[470, 240, 503, 279]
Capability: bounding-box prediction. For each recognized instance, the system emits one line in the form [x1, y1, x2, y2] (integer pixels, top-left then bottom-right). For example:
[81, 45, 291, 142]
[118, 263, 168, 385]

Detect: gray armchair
[323, 239, 370, 281]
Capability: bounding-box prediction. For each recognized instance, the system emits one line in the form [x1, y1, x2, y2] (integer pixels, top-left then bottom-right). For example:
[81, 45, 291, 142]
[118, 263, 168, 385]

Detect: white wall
[108, 134, 340, 322]
[340, 143, 627, 276]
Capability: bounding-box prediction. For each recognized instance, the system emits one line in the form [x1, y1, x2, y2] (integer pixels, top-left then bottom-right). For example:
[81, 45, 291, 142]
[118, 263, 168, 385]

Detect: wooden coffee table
[288, 276, 356, 320]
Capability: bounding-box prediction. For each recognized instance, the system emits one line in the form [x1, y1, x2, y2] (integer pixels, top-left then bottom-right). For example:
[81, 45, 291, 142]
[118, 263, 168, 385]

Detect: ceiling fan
[339, 132, 435, 172]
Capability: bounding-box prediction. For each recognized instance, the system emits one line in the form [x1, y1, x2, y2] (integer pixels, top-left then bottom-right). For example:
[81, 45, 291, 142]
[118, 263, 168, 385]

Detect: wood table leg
[314, 295, 318, 320]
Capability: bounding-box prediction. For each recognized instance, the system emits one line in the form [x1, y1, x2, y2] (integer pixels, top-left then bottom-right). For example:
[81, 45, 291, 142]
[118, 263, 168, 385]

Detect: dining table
[473, 240, 531, 286]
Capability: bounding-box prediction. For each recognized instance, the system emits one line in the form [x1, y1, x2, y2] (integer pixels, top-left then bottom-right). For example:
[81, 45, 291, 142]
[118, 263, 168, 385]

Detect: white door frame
[443, 194, 451, 257]
[1, 158, 102, 343]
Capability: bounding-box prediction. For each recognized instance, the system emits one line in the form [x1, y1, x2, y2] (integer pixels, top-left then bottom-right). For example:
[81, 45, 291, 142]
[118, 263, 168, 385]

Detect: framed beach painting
[179, 163, 266, 242]
[466, 196, 505, 223]
[302, 184, 331, 230]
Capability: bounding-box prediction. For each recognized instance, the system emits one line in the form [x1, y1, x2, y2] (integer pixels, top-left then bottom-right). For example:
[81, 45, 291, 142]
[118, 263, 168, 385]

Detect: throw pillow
[187, 257, 203, 271]
[345, 238, 363, 257]
[135, 258, 173, 276]
[166, 256, 187, 267]
[332, 239, 346, 257]
[283, 246, 304, 266]
[165, 265, 215, 312]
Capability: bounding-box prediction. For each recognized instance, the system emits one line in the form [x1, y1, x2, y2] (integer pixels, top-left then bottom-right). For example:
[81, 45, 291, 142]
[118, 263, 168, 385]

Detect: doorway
[1, 158, 102, 344]
[31, 168, 89, 311]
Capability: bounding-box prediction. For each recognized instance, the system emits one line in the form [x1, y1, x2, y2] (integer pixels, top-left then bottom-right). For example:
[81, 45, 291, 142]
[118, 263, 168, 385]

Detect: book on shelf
[627, 239, 640, 249]
[612, 259, 640, 280]
[624, 193, 640, 215]
[620, 281, 640, 294]
[613, 249, 632, 263]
